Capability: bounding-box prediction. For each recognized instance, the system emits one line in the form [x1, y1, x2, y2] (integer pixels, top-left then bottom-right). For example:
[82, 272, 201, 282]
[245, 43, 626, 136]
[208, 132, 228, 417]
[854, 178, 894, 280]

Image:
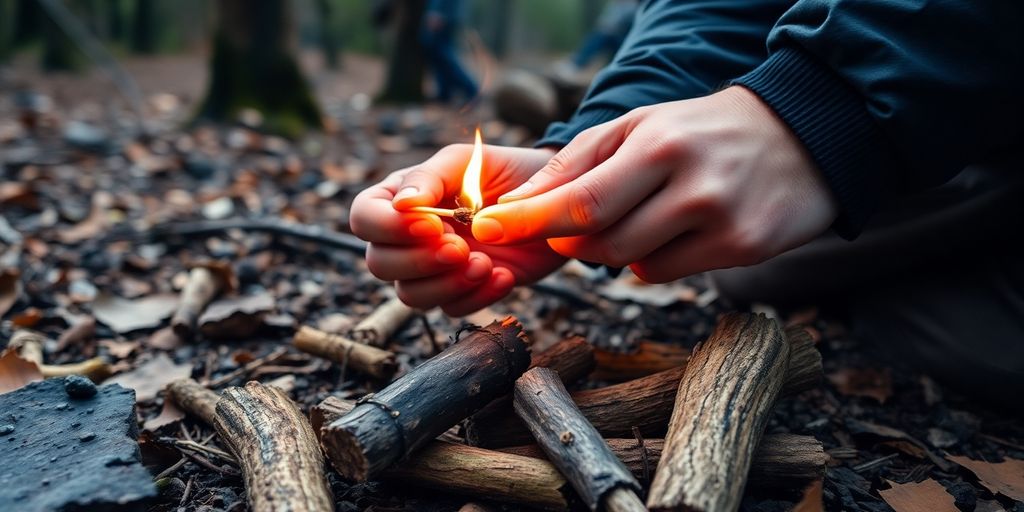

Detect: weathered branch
[647, 313, 789, 512]
[351, 297, 415, 346]
[320, 318, 532, 481]
[467, 326, 820, 448]
[293, 325, 398, 380]
[215, 382, 333, 512]
[166, 378, 220, 424]
[514, 367, 643, 512]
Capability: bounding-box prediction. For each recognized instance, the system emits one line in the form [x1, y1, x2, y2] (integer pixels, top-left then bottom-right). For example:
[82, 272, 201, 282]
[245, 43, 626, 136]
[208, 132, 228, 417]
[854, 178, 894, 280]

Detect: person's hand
[471, 86, 839, 283]
[350, 145, 567, 316]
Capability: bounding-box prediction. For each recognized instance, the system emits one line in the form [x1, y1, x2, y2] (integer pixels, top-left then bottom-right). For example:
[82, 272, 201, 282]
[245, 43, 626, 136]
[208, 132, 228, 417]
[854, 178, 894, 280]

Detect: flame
[458, 128, 484, 212]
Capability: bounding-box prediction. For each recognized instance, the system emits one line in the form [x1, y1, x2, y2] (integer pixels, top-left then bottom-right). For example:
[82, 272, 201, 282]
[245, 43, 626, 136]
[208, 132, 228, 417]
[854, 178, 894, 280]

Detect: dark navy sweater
[538, 0, 1024, 238]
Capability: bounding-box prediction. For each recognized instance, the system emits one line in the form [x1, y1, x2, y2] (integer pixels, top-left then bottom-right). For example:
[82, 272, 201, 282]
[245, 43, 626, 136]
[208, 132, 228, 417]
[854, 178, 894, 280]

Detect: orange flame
[458, 128, 484, 212]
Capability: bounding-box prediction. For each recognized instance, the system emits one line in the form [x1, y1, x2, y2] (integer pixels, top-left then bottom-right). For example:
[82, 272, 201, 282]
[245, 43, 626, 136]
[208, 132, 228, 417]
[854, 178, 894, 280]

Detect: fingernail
[436, 243, 466, 264]
[472, 217, 504, 243]
[394, 186, 419, 202]
[464, 257, 489, 281]
[409, 219, 441, 237]
[500, 181, 533, 201]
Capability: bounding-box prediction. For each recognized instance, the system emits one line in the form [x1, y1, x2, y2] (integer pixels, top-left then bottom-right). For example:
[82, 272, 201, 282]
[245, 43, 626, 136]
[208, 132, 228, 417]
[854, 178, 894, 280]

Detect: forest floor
[1, 52, 1022, 512]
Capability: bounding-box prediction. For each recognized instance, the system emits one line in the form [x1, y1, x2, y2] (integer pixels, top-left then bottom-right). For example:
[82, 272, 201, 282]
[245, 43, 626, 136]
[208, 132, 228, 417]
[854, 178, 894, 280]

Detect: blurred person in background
[555, 0, 637, 81]
[421, 0, 478, 104]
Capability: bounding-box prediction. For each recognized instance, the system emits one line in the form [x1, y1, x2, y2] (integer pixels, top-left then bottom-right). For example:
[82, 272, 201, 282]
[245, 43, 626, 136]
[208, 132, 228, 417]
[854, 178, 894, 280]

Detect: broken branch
[350, 297, 415, 346]
[292, 325, 398, 380]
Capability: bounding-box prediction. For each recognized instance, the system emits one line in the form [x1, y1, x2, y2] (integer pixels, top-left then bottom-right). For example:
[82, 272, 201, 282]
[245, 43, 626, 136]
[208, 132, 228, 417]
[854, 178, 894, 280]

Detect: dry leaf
[596, 272, 697, 306]
[145, 327, 183, 350]
[98, 340, 140, 359]
[791, 480, 823, 512]
[142, 399, 185, 431]
[828, 367, 893, 403]
[0, 349, 43, 394]
[0, 268, 19, 317]
[107, 353, 191, 401]
[11, 307, 42, 328]
[846, 418, 952, 471]
[950, 455, 1024, 501]
[198, 293, 274, 339]
[879, 479, 957, 512]
[58, 191, 113, 244]
[92, 293, 179, 333]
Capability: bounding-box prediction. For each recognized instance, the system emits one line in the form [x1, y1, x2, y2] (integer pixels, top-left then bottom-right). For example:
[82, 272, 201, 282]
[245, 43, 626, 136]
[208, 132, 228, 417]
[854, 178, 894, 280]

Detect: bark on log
[312, 398, 825, 508]
[468, 326, 819, 448]
[171, 263, 234, 339]
[591, 341, 690, 382]
[215, 382, 333, 512]
[293, 325, 398, 380]
[351, 297, 415, 346]
[320, 318, 532, 481]
[166, 378, 220, 424]
[647, 313, 789, 512]
[514, 367, 642, 512]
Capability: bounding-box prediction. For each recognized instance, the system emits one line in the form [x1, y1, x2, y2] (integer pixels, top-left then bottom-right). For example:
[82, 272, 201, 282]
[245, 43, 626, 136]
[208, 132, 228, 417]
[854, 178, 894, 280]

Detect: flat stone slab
[0, 378, 156, 511]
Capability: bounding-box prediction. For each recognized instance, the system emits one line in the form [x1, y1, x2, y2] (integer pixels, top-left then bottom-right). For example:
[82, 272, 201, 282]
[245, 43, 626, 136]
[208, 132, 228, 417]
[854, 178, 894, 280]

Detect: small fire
[457, 128, 485, 213]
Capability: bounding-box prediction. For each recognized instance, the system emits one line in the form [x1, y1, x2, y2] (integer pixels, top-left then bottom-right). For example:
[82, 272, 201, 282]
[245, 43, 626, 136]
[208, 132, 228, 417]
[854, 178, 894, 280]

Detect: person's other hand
[350, 145, 567, 316]
[471, 86, 839, 283]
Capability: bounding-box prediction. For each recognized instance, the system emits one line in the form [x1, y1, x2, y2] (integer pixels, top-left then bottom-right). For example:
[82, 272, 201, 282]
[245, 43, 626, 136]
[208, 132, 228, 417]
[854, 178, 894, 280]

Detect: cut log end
[320, 425, 372, 482]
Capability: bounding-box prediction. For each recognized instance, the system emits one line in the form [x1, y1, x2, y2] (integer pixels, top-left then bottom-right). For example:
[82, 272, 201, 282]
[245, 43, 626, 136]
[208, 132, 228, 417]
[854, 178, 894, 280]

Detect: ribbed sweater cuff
[535, 108, 625, 150]
[732, 47, 893, 239]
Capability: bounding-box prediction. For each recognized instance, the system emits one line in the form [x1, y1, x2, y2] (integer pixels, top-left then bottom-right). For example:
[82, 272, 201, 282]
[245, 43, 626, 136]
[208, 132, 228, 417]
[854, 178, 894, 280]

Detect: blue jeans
[420, 25, 478, 103]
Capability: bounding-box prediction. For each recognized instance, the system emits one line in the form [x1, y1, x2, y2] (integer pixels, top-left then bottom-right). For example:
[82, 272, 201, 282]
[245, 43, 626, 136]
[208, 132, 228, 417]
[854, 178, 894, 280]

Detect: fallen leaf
[142, 399, 184, 431]
[0, 268, 19, 317]
[107, 353, 191, 401]
[791, 479, 823, 512]
[58, 191, 113, 244]
[92, 293, 178, 333]
[145, 327, 183, 350]
[98, 340, 140, 359]
[596, 272, 697, 306]
[11, 307, 42, 328]
[950, 455, 1024, 501]
[0, 349, 43, 394]
[55, 316, 97, 352]
[198, 293, 274, 339]
[879, 479, 957, 512]
[846, 418, 952, 471]
[828, 367, 893, 403]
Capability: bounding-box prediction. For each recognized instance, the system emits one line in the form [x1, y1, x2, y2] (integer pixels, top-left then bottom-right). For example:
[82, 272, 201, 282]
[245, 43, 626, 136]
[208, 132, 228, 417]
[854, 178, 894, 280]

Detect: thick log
[320, 318, 532, 481]
[467, 326, 820, 448]
[591, 341, 690, 382]
[215, 382, 333, 512]
[312, 398, 825, 508]
[166, 378, 219, 424]
[514, 367, 642, 512]
[351, 297, 415, 346]
[171, 262, 234, 339]
[293, 325, 398, 380]
[647, 313, 789, 512]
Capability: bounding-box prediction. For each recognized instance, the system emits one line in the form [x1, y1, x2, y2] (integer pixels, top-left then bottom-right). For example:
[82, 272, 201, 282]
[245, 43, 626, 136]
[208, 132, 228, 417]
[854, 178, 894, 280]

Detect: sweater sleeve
[733, 0, 1024, 236]
[537, 0, 793, 148]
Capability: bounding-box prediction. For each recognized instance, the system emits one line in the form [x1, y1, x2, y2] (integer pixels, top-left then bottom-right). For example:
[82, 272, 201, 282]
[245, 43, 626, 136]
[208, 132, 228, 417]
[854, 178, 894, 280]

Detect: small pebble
[79, 432, 96, 442]
[0, 424, 14, 435]
[64, 375, 97, 399]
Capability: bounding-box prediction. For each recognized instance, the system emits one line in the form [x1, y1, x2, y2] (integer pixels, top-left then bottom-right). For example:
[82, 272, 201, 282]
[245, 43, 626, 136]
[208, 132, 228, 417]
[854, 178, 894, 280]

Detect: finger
[497, 122, 623, 203]
[351, 173, 445, 244]
[440, 267, 516, 317]
[629, 232, 734, 283]
[473, 150, 667, 244]
[394, 252, 494, 309]
[546, 191, 703, 267]
[392, 144, 474, 209]
[364, 234, 470, 281]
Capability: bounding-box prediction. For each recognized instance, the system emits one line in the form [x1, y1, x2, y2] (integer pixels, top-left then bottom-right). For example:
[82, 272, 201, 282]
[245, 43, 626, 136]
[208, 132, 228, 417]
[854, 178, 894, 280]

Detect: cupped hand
[470, 86, 839, 283]
[349, 145, 567, 316]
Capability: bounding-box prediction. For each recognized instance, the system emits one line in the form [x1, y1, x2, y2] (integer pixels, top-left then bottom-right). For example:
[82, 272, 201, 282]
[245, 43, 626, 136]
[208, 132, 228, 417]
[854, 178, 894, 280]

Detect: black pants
[709, 161, 1024, 403]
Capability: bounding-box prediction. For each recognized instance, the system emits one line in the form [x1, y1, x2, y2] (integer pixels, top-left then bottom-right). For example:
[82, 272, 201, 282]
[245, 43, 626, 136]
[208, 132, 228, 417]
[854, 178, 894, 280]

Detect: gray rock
[63, 375, 98, 399]
[0, 379, 156, 511]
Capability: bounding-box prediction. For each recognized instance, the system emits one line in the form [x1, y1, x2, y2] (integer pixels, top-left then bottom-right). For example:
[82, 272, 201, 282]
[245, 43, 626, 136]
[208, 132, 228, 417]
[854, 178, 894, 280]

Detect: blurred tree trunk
[13, 0, 43, 47]
[377, 0, 426, 104]
[129, 0, 158, 53]
[485, 0, 512, 59]
[107, 0, 125, 42]
[40, 1, 82, 71]
[317, 0, 340, 69]
[196, 0, 322, 137]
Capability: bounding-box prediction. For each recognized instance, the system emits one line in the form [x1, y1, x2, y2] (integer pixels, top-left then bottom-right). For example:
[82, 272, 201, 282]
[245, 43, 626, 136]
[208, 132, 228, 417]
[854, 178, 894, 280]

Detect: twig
[182, 450, 240, 476]
[155, 457, 187, 481]
[161, 437, 237, 463]
[206, 347, 289, 388]
[632, 426, 651, 486]
[980, 433, 1024, 452]
[852, 453, 900, 473]
[179, 476, 194, 507]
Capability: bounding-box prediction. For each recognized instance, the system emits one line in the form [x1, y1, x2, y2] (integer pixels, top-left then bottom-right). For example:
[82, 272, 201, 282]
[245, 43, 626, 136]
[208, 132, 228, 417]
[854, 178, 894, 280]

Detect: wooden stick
[514, 367, 643, 512]
[350, 297, 415, 346]
[166, 378, 220, 424]
[214, 382, 334, 512]
[467, 326, 820, 448]
[591, 341, 690, 382]
[312, 399, 825, 508]
[647, 313, 789, 512]
[9, 330, 112, 382]
[320, 318, 532, 481]
[171, 262, 235, 339]
[293, 325, 398, 380]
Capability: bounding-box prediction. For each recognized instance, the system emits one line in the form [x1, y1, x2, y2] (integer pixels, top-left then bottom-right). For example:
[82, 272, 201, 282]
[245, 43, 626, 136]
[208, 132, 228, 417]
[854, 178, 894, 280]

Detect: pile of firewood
[164, 309, 825, 512]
